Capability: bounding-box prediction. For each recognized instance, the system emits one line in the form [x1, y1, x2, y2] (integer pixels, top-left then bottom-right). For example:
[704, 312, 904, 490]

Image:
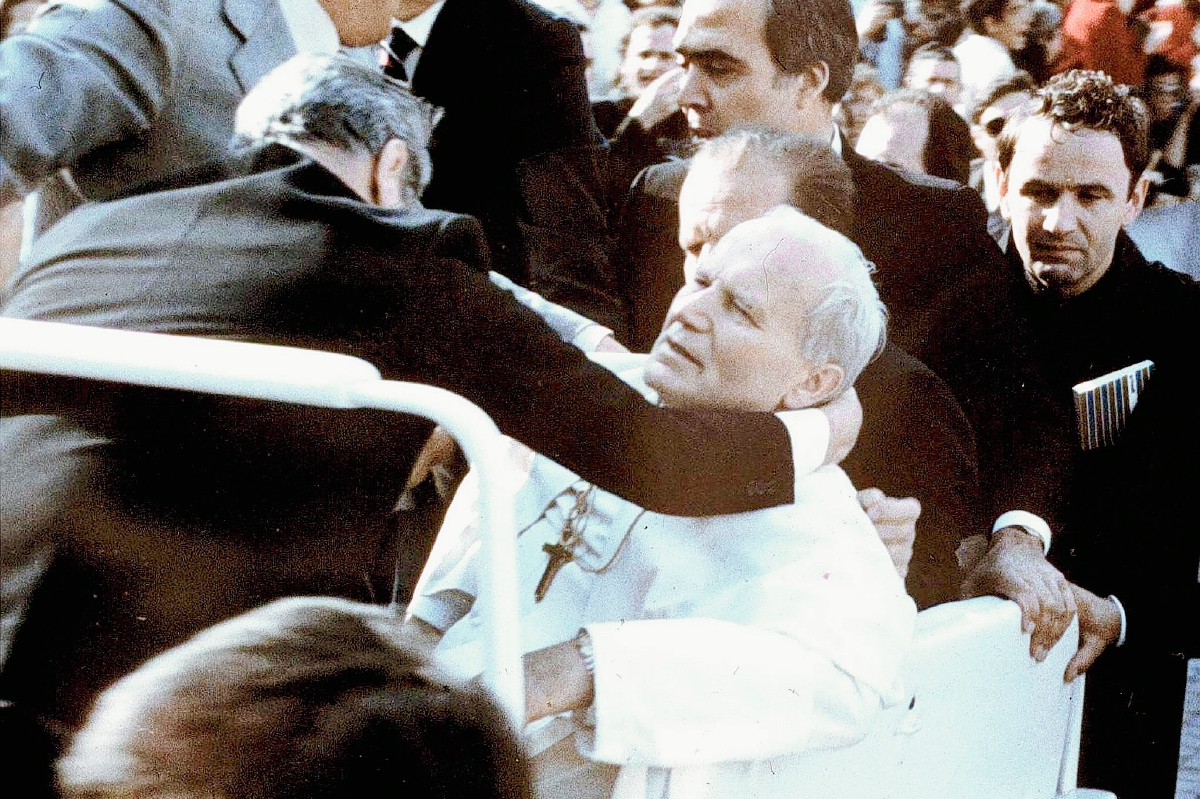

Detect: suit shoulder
[635, 159, 689, 202]
[461, 0, 584, 53]
[855, 155, 981, 209]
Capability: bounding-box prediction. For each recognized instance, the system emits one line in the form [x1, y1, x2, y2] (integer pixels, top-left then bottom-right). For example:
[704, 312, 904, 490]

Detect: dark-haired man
[964, 70, 1200, 799]
[903, 42, 965, 115]
[1, 0, 598, 288]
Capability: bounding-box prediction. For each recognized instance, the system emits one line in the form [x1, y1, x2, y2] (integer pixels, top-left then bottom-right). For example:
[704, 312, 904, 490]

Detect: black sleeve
[364, 220, 798, 517]
[1056, 366, 1200, 658]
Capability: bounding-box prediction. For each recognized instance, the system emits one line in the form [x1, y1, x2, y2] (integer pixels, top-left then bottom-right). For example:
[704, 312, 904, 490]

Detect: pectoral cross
[535, 542, 574, 602]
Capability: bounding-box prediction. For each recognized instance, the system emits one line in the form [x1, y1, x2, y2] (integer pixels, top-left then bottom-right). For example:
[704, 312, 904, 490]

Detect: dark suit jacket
[614, 153, 1072, 533]
[1, 144, 806, 729]
[1006, 234, 1200, 657]
[609, 158, 982, 608]
[413, 0, 599, 283]
[1007, 234, 1200, 799]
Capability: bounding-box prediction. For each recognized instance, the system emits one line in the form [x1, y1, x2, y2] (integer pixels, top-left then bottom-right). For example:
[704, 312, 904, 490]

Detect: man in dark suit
[0, 54, 855, 755]
[1, 0, 602, 315]
[602, 0, 1073, 624]
[622, 128, 981, 609]
[384, 0, 602, 288]
[965, 70, 1200, 799]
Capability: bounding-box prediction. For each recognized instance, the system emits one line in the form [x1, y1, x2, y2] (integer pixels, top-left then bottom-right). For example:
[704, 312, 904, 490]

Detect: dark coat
[1007, 234, 1200, 799]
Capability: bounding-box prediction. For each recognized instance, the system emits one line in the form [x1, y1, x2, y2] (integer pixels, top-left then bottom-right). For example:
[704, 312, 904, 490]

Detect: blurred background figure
[1056, 0, 1148, 86]
[593, 6, 682, 136]
[618, 6, 681, 97]
[1014, 0, 1064, 82]
[57, 597, 532, 799]
[954, 0, 1034, 117]
[0, 0, 40, 285]
[1140, 0, 1199, 77]
[856, 89, 977, 183]
[966, 71, 1036, 245]
[836, 63, 888, 146]
[903, 42, 966, 115]
[538, 0, 633, 97]
[854, 0, 966, 91]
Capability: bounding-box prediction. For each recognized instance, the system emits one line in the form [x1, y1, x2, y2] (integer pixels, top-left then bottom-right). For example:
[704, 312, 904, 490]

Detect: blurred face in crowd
[973, 89, 1031, 163]
[319, 0, 404, 46]
[1146, 71, 1186, 122]
[983, 0, 1033, 52]
[621, 23, 679, 96]
[677, 155, 793, 278]
[674, 0, 825, 138]
[855, 103, 928, 175]
[1000, 117, 1147, 298]
[645, 213, 846, 412]
[904, 58, 962, 108]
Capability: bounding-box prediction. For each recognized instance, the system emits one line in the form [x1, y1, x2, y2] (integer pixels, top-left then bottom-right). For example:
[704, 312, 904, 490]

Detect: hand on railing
[961, 528, 1077, 663]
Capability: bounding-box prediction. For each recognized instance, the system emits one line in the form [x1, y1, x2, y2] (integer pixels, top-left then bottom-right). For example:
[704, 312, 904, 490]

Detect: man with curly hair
[964, 69, 1200, 799]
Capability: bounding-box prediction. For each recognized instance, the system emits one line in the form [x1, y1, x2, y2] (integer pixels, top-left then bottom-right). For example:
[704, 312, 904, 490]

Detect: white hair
[759, 206, 887, 391]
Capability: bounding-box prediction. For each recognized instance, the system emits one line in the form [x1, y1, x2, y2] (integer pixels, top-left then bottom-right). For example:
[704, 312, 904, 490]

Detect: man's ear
[1122, 173, 1150, 227]
[372, 138, 410, 209]
[794, 61, 831, 109]
[781, 363, 845, 410]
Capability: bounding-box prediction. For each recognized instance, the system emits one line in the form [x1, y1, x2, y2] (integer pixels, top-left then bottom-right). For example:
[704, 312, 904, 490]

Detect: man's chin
[1027, 260, 1085, 294]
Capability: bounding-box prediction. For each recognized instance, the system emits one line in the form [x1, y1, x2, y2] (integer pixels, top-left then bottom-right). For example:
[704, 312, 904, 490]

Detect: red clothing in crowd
[1057, 0, 1149, 86]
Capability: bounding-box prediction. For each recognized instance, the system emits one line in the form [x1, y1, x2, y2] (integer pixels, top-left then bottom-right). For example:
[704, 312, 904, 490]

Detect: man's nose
[677, 65, 706, 109]
[1041, 195, 1080, 234]
[671, 286, 715, 332]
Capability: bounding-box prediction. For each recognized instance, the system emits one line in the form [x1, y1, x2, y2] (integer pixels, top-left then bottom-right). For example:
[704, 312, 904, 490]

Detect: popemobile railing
[0, 318, 523, 725]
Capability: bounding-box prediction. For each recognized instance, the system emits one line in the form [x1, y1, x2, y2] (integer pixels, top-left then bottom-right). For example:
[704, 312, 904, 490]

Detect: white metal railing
[0, 318, 523, 725]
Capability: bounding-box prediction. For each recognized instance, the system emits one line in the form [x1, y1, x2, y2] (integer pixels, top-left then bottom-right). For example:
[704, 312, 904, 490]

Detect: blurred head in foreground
[58, 596, 530, 799]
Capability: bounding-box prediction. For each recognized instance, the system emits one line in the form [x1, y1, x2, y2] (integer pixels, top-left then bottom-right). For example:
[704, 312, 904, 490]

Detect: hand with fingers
[1063, 583, 1122, 682]
[857, 488, 920, 579]
[627, 67, 685, 131]
[961, 526, 1077, 661]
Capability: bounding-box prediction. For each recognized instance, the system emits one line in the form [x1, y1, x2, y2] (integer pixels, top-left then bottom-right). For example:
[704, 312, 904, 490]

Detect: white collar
[830, 124, 844, 157]
[396, 0, 446, 48]
[278, 0, 340, 54]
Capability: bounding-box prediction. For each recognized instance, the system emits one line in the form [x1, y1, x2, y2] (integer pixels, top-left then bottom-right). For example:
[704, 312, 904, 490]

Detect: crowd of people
[0, 0, 1198, 797]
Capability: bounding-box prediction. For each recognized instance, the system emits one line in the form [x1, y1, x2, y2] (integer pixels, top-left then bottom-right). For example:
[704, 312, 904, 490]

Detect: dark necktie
[381, 26, 420, 82]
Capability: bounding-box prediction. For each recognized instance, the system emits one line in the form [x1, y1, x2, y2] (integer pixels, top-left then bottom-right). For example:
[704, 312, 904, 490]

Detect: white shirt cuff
[1108, 595, 1127, 647]
[571, 323, 616, 352]
[992, 511, 1052, 555]
[774, 408, 829, 486]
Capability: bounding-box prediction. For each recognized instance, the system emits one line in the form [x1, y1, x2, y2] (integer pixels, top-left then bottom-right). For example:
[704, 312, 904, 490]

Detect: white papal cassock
[409, 354, 917, 799]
